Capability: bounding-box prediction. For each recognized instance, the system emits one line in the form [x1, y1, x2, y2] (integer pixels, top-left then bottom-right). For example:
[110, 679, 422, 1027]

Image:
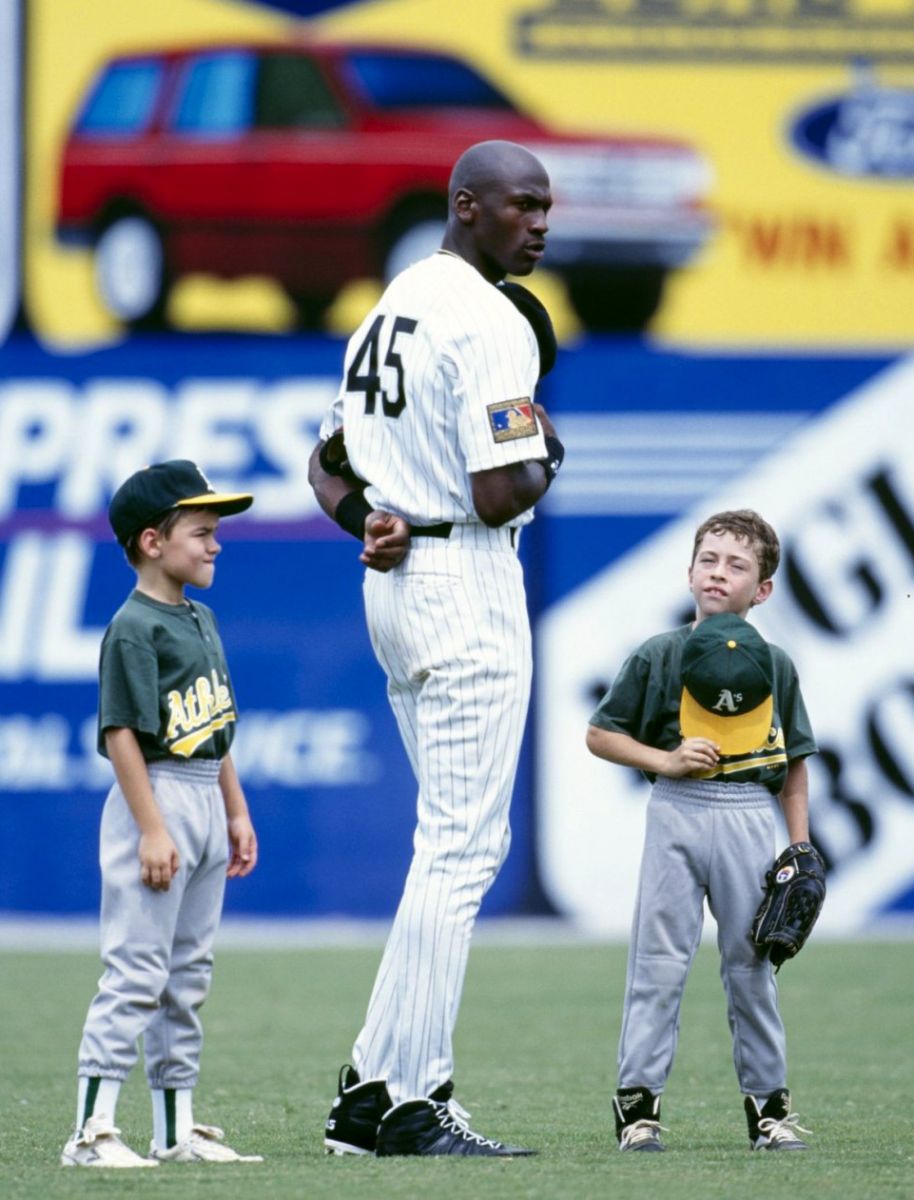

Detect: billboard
[3, 0, 913, 933]
[538, 349, 914, 935]
[0, 332, 539, 917]
[21, 0, 914, 348]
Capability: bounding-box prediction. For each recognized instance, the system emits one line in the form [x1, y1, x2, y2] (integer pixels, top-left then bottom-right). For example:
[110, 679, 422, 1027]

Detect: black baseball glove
[750, 842, 826, 971]
[497, 281, 557, 378]
[318, 428, 364, 487]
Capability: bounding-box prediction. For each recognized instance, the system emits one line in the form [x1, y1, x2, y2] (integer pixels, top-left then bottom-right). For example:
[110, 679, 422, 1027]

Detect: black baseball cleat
[375, 1084, 535, 1157]
[613, 1086, 667, 1151]
[324, 1064, 392, 1155]
[745, 1089, 811, 1150]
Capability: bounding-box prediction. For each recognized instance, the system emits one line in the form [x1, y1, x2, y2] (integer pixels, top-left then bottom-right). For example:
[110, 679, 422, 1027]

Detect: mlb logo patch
[487, 398, 537, 443]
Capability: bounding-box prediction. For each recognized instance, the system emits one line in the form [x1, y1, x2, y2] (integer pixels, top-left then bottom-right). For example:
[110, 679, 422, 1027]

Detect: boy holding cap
[61, 461, 262, 1168]
[586, 509, 817, 1154]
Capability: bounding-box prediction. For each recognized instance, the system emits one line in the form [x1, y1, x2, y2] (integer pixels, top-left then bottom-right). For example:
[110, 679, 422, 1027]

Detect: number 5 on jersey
[346, 315, 418, 418]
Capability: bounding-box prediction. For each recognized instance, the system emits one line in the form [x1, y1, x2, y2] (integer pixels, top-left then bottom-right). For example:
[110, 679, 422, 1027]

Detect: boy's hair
[691, 509, 780, 582]
[123, 506, 211, 567]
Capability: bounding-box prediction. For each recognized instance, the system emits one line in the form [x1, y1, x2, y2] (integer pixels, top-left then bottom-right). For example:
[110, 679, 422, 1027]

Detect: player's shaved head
[442, 140, 551, 281]
[448, 140, 546, 201]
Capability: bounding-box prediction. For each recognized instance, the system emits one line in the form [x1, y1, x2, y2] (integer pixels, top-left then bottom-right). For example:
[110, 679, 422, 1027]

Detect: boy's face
[151, 509, 221, 591]
[688, 529, 772, 622]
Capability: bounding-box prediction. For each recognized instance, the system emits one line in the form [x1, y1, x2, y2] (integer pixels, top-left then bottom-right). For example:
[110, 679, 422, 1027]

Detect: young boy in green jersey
[587, 509, 818, 1154]
[61, 460, 262, 1168]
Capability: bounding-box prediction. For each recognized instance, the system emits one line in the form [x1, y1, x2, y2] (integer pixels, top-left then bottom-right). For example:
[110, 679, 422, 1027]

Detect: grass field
[1, 939, 910, 1199]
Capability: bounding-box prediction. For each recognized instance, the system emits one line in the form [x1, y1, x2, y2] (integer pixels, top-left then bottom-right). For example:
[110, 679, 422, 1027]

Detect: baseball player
[308, 140, 564, 1157]
[61, 461, 262, 1168]
[586, 510, 818, 1152]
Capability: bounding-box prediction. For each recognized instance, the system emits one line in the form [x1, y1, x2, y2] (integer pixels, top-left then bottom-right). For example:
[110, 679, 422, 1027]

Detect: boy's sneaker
[613, 1086, 667, 1152]
[325, 1064, 392, 1155]
[375, 1085, 535, 1157]
[150, 1124, 263, 1163]
[61, 1115, 158, 1168]
[745, 1089, 810, 1150]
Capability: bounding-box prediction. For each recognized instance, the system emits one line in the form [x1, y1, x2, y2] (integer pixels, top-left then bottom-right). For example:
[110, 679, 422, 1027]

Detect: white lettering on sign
[0, 533, 104, 680]
[0, 709, 379, 791]
[0, 377, 335, 519]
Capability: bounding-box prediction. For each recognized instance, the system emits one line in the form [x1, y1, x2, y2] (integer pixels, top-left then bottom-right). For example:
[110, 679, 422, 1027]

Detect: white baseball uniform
[319, 250, 547, 1104]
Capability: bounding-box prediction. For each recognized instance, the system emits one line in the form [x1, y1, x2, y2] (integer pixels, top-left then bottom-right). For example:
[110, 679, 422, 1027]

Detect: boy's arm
[779, 756, 810, 843]
[585, 726, 720, 777]
[105, 727, 179, 892]
[219, 752, 258, 878]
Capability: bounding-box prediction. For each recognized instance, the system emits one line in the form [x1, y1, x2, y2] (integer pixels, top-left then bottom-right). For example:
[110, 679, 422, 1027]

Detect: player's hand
[534, 403, 556, 439]
[360, 511, 410, 572]
[139, 829, 180, 891]
[662, 737, 720, 777]
[227, 815, 258, 878]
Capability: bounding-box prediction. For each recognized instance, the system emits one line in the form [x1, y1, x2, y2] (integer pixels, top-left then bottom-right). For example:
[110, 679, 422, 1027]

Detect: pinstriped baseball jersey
[319, 251, 547, 527]
[321, 248, 551, 1107]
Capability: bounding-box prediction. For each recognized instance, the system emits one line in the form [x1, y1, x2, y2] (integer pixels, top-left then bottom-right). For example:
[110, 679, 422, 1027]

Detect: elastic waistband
[147, 758, 223, 782]
[408, 523, 519, 550]
[652, 775, 773, 808]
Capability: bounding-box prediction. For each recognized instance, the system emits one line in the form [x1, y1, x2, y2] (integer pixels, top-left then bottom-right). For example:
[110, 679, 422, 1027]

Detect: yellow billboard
[25, 0, 914, 346]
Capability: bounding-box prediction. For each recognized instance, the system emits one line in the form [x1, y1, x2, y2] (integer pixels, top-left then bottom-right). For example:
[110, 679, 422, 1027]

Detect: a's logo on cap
[679, 613, 774, 756]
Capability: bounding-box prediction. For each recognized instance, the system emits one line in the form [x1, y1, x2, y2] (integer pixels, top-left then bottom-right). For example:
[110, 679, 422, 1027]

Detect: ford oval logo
[791, 72, 914, 180]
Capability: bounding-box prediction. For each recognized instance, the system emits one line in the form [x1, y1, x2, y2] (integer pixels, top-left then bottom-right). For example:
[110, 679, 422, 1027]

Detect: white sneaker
[61, 1115, 158, 1168]
[619, 1119, 668, 1151]
[150, 1123, 263, 1163]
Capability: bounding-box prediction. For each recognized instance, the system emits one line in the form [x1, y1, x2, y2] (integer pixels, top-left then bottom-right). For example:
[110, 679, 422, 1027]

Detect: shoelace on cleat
[433, 1100, 503, 1149]
[758, 1113, 811, 1145]
[620, 1119, 667, 1149]
[76, 1119, 120, 1146]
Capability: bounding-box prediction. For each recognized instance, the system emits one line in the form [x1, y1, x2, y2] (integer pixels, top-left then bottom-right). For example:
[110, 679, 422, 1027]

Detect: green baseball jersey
[97, 590, 239, 762]
[589, 624, 817, 794]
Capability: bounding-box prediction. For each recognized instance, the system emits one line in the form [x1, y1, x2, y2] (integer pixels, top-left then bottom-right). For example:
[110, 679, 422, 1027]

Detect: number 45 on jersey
[347, 315, 418, 418]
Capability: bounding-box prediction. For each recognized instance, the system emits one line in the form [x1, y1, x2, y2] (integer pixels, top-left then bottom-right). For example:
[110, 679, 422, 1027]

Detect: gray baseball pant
[78, 758, 228, 1088]
[618, 776, 787, 1097]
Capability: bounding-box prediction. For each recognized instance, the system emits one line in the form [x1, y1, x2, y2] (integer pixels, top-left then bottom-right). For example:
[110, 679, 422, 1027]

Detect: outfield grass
[1, 939, 910, 1199]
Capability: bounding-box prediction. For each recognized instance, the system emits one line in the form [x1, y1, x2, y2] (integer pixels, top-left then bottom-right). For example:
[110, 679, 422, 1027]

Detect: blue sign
[1, 330, 905, 930]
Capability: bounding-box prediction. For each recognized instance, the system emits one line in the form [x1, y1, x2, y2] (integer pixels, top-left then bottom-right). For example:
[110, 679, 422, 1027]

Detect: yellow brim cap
[680, 688, 774, 756]
[176, 492, 253, 516]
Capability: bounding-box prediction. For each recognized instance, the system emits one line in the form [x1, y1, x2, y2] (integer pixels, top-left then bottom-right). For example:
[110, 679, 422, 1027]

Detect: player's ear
[138, 526, 162, 559]
[750, 578, 774, 607]
[453, 187, 477, 225]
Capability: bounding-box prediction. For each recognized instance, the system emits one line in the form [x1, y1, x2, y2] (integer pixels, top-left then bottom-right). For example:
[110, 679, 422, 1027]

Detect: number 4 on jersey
[346, 315, 418, 418]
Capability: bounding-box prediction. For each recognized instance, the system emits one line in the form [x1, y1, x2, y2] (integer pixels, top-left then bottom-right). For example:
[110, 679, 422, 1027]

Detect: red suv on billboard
[56, 39, 713, 332]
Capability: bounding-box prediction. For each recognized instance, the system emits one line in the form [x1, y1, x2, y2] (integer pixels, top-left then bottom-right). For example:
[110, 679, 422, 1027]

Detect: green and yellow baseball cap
[679, 613, 774, 755]
[109, 459, 253, 545]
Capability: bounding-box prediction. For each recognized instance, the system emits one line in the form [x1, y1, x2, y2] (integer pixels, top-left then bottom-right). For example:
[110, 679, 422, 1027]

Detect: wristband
[540, 434, 565, 489]
[335, 490, 372, 540]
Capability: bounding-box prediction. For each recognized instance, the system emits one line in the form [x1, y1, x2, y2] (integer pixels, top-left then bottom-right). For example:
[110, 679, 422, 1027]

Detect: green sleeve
[773, 651, 817, 761]
[589, 650, 650, 737]
[98, 635, 161, 739]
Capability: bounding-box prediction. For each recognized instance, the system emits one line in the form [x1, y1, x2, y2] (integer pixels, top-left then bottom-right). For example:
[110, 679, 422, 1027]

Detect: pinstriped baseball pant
[354, 524, 532, 1104]
[618, 776, 787, 1097]
[77, 759, 228, 1088]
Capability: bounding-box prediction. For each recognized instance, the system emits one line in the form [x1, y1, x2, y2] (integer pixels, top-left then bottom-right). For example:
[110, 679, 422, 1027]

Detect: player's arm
[471, 403, 564, 527]
[307, 439, 410, 572]
[778, 756, 810, 843]
[104, 726, 179, 891]
[219, 752, 258, 878]
[585, 726, 720, 777]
